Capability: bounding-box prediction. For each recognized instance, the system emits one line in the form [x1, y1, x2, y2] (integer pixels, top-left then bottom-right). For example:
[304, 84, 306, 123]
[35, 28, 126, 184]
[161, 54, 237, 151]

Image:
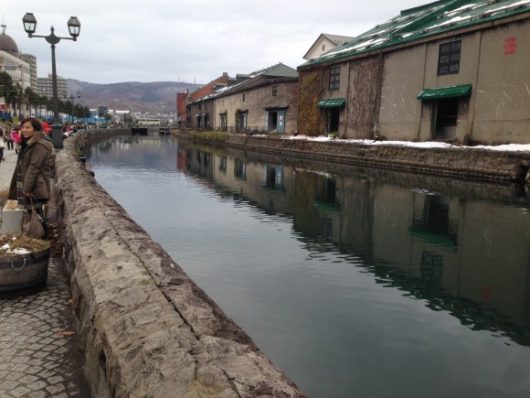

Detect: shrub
[190, 130, 229, 142]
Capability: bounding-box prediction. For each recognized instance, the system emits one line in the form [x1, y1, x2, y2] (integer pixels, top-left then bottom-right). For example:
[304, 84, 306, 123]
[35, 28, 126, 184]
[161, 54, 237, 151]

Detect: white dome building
[0, 25, 32, 90]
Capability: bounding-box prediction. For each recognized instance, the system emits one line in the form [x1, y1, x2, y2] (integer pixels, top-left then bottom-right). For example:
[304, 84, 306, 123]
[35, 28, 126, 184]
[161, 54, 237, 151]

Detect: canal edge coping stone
[176, 130, 530, 185]
[56, 129, 306, 397]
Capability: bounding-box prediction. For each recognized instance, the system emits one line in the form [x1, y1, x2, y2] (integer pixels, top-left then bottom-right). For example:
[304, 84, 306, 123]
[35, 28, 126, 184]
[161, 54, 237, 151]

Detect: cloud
[4, 0, 425, 84]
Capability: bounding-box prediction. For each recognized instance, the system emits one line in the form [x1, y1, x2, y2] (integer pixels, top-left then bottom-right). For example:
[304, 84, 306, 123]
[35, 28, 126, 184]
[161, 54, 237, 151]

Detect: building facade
[188, 98, 215, 130]
[213, 77, 299, 133]
[176, 91, 188, 127]
[0, 51, 31, 89]
[303, 33, 354, 61]
[37, 74, 68, 99]
[188, 63, 299, 134]
[20, 53, 37, 91]
[185, 73, 234, 129]
[298, 0, 530, 145]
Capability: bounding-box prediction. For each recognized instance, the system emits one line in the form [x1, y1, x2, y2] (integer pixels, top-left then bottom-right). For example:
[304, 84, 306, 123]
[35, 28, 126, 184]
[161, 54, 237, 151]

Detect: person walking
[0, 130, 5, 162]
[11, 127, 21, 154]
[8, 118, 54, 207]
[5, 127, 13, 150]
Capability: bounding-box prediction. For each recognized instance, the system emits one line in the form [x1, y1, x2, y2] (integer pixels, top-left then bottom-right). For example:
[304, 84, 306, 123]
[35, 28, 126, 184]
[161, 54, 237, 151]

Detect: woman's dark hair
[20, 118, 43, 132]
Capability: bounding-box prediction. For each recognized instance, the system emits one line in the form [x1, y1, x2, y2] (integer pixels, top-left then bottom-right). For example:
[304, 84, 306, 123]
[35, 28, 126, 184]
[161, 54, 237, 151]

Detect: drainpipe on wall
[373, 53, 385, 140]
[467, 30, 483, 145]
[418, 43, 428, 141]
[345, 61, 351, 138]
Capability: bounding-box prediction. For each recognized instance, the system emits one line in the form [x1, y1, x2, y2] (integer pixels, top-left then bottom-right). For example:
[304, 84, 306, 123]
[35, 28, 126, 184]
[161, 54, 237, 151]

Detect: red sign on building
[504, 36, 517, 55]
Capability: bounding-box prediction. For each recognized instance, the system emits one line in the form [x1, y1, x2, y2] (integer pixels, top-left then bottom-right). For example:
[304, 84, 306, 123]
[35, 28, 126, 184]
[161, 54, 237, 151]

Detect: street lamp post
[22, 12, 80, 149]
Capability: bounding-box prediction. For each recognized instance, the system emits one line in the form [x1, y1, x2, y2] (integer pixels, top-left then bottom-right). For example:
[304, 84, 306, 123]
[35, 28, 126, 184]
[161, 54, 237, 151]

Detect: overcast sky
[4, 0, 426, 85]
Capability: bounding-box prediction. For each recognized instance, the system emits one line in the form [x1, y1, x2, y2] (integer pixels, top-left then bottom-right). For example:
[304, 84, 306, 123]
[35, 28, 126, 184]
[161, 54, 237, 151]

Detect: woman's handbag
[21, 197, 46, 239]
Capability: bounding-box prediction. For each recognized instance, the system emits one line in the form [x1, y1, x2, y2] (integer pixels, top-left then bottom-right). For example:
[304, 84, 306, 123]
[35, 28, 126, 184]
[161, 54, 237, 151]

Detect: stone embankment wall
[56, 130, 305, 398]
[177, 131, 530, 184]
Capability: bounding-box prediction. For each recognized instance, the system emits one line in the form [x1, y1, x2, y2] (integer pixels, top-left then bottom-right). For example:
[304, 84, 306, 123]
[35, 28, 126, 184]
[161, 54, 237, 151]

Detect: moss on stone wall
[346, 57, 383, 139]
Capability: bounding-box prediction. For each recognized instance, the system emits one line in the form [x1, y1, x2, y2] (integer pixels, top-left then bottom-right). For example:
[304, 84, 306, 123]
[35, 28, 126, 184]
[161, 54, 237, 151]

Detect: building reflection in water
[177, 143, 530, 345]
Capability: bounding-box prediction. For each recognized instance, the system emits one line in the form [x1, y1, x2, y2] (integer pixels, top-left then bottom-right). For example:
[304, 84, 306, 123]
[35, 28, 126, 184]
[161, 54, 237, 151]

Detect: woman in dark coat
[8, 118, 54, 205]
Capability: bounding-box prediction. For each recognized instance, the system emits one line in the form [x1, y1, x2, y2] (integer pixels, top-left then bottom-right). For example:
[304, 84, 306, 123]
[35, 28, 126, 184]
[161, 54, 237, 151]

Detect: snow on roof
[444, 3, 480, 17]
[483, 0, 530, 15]
[302, 0, 530, 67]
[322, 36, 390, 58]
[424, 14, 473, 31]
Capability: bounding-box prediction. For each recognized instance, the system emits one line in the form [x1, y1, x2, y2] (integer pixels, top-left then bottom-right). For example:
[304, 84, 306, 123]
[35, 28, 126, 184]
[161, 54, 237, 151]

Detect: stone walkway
[0, 148, 18, 190]
[0, 148, 89, 398]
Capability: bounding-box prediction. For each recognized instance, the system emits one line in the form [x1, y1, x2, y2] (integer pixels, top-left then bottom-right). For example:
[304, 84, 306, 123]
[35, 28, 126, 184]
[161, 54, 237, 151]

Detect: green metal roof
[301, 0, 530, 68]
[417, 84, 472, 100]
[318, 98, 346, 108]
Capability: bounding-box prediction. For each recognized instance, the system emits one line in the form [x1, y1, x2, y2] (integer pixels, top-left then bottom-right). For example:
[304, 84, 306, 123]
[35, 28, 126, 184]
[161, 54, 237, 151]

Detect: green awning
[313, 201, 341, 212]
[417, 84, 472, 100]
[408, 225, 458, 250]
[318, 98, 346, 108]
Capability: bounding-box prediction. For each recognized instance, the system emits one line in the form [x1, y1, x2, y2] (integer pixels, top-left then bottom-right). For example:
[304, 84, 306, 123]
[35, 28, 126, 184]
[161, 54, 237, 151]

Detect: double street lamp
[22, 12, 81, 148]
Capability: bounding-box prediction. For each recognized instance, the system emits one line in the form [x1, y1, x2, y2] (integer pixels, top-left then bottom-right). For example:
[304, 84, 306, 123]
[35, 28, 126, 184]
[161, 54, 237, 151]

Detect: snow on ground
[283, 135, 530, 152]
[472, 143, 530, 152]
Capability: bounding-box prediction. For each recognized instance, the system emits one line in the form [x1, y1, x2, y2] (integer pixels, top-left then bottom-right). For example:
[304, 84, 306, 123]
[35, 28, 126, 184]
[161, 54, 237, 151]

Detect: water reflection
[176, 141, 530, 345]
[89, 135, 179, 171]
[91, 136, 530, 398]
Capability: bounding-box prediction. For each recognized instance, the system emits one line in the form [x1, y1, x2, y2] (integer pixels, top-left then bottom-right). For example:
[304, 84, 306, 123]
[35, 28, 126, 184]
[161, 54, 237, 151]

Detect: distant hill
[66, 79, 201, 114]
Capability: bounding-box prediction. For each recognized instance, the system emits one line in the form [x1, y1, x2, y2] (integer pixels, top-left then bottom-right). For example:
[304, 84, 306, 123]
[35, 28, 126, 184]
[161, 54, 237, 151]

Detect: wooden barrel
[0, 248, 50, 291]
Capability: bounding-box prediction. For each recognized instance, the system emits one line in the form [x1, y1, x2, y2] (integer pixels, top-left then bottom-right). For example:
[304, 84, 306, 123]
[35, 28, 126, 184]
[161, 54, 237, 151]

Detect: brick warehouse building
[181, 73, 233, 129]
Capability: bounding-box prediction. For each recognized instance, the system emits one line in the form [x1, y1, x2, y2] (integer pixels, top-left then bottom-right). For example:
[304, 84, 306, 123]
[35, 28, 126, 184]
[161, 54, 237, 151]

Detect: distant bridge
[135, 118, 162, 127]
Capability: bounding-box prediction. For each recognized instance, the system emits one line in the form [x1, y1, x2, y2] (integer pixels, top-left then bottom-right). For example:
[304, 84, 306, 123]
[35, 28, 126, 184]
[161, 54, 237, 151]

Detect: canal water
[89, 135, 530, 398]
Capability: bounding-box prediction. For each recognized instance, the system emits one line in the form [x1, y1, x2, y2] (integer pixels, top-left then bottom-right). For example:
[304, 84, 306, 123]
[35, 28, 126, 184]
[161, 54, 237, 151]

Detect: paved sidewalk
[0, 148, 89, 397]
[0, 149, 18, 191]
